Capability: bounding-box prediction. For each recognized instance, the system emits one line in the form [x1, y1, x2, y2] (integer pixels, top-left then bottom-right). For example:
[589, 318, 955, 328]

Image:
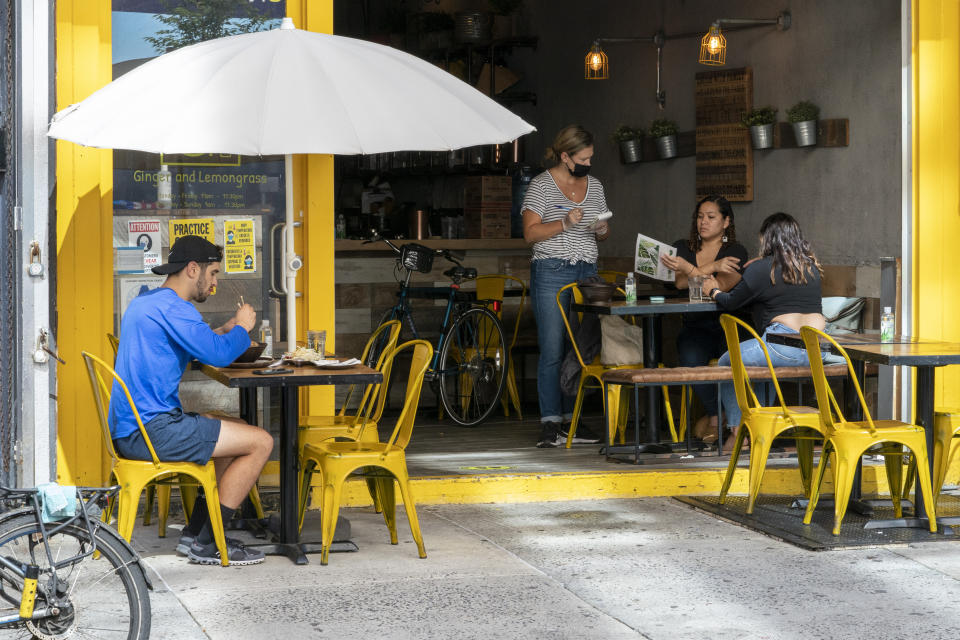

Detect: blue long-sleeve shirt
[108, 287, 250, 439]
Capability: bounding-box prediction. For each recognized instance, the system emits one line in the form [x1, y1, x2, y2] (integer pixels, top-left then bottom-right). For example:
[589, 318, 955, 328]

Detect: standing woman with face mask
[522, 124, 611, 448]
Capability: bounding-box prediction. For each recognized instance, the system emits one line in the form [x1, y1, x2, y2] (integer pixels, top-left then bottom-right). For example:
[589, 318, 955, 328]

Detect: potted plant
[612, 124, 643, 164]
[740, 106, 777, 149]
[786, 100, 820, 147]
[649, 118, 678, 159]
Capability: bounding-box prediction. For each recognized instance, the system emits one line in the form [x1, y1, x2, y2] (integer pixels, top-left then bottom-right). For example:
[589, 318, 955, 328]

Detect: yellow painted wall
[913, 0, 960, 410]
[53, 0, 336, 484]
[55, 1, 114, 485]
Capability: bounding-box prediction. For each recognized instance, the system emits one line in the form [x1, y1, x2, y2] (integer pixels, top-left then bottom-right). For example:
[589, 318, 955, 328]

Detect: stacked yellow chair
[717, 314, 827, 513]
[300, 339, 433, 564]
[297, 319, 402, 529]
[799, 326, 937, 534]
[902, 408, 960, 501]
[82, 352, 230, 565]
[557, 283, 642, 447]
[475, 274, 526, 419]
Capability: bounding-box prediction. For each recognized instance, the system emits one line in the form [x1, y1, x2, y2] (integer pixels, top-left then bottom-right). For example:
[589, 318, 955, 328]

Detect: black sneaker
[177, 533, 246, 556]
[187, 539, 265, 566]
[558, 423, 603, 444]
[536, 423, 561, 448]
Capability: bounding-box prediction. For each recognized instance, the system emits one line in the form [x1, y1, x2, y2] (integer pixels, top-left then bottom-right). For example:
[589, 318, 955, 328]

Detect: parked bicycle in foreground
[0, 484, 152, 639]
[369, 235, 507, 426]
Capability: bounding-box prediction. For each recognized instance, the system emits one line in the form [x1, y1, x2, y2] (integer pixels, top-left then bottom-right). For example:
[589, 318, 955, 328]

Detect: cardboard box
[465, 206, 511, 238]
[465, 176, 512, 205]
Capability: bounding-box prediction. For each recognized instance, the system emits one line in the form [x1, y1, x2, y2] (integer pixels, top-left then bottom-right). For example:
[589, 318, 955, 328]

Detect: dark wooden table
[768, 331, 960, 529]
[572, 298, 717, 453]
[201, 363, 382, 564]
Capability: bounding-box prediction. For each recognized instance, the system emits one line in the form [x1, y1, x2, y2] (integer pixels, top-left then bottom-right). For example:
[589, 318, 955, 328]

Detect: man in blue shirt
[110, 235, 273, 566]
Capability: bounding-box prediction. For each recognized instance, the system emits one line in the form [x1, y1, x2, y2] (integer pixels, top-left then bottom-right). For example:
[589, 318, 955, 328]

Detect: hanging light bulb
[584, 42, 609, 80]
[698, 24, 726, 66]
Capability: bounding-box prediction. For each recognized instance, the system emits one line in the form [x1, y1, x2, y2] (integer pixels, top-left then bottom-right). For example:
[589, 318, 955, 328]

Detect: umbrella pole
[285, 153, 298, 349]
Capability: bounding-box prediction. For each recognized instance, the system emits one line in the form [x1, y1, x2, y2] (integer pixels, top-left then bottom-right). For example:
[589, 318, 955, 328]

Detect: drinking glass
[688, 276, 705, 302]
[307, 330, 326, 355]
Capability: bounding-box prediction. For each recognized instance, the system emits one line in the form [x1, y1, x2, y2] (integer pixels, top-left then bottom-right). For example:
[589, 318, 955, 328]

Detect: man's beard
[194, 276, 210, 303]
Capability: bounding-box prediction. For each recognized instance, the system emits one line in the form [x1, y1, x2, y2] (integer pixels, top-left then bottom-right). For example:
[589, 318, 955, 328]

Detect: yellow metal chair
[799, 326, 937, 534]
[902, 408, 960, 500]
[598, 270, 627, 284]
[107, 332, 120, 357]
[297, 320, 402, 529]
[476, 274, 526, 419]
[557, 283, 641, 447]
[300, 340, 433, 564]
[717, 315, 826, 514]
[82, 351, 230, 566]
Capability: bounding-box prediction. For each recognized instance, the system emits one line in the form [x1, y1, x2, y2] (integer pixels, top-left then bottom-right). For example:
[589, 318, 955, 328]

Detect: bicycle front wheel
[0, 512, 151, 640]
[438, 307, 507, 426]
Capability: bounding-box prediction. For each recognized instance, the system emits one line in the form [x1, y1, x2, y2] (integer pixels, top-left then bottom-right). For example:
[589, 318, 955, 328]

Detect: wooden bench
[601, 364, 853, 462]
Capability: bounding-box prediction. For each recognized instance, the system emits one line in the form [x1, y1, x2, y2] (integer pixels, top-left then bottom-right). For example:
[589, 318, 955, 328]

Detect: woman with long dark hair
[702, 212, 828, 447]
[523, 124, 611, 448]
[661, 195, 748, 442]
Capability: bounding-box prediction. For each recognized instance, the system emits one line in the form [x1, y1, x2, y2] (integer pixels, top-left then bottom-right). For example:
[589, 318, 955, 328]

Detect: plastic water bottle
[260, 319, 273, 358]
[157, 164, 172, 209]
[624, 272, 636, 304]
[880, 307, 895, 343]
[335, 214, 346, 239]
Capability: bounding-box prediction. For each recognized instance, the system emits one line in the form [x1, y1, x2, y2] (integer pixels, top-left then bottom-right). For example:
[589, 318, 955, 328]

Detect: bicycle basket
[401, 243, 434, 273]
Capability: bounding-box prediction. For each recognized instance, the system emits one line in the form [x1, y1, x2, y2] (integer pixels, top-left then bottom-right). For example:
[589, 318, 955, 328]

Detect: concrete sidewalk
[134, 498, 960, 639]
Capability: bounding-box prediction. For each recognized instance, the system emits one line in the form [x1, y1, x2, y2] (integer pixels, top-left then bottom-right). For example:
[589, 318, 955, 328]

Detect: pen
[554, 205, 574, 211]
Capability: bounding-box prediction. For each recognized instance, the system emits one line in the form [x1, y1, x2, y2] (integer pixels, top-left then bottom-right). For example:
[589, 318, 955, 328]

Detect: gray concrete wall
[514, 0, 901, 265]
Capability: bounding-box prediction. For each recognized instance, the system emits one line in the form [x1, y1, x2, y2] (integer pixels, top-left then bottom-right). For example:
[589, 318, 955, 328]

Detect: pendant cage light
[699, 24, 726, 66]
[584, 42, 609, 79]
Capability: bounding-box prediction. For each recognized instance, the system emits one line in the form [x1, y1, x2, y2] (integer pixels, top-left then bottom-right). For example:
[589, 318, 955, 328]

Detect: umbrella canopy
[48, 18, 535, 154]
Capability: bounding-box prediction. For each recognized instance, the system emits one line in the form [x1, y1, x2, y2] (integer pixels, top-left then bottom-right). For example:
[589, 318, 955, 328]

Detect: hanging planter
[787, 100, 820, 147]
[740, 106, 777, 150]
[611, 125, 642, 163]
[649, 118, 678, 159]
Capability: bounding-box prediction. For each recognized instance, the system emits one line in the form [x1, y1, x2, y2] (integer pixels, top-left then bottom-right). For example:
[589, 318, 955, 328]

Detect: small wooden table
[572, 299, 717, 453]
[768, 332, 960, 530]
[201, 363, 382, 564]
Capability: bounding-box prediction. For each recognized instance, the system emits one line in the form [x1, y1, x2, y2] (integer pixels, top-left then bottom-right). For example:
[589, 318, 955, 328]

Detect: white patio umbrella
[49, 17, 535, 343]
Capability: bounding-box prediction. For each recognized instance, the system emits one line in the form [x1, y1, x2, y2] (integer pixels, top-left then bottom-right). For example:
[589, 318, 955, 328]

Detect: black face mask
[567, 161, 591, 177]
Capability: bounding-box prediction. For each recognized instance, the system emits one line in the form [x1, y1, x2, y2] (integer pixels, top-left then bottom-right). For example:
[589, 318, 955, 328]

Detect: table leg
[636, 315, 670, 454]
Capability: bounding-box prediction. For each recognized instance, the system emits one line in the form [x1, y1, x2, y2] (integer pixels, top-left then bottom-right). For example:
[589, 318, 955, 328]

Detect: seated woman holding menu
[702, 212, 831, 450]
[660, 195, 748, 442]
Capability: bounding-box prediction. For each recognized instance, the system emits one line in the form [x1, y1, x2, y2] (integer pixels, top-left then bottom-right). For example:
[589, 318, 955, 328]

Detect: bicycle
[0, 484, 152, 639]
[369, 236, 508, 426]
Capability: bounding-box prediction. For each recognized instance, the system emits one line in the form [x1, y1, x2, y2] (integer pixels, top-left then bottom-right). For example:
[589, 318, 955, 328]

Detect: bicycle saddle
[443, 265, 478, 283]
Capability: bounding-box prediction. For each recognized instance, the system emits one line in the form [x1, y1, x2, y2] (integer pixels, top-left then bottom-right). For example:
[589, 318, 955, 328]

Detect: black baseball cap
[152, 235, 223, 275]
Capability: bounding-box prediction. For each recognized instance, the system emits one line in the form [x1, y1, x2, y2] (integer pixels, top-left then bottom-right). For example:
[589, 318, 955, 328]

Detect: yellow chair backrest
[556, 282, 589, 368]
[341, 319, 402, 421]
[718, 314, 791, 415]
[476, 274, 527, 351]
[799, 326, 876, 434]
[82, 351, 162, 467]
[375, 339, 433, 452]
[598, 270, 627, 284]
[107, 333, 120, 358]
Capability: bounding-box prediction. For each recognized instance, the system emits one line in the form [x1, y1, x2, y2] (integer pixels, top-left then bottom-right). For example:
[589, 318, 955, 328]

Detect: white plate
[312, 359, 360, 369]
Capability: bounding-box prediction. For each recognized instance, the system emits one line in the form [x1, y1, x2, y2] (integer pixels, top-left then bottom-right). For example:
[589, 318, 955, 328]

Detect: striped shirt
[522, 171, 608, 263]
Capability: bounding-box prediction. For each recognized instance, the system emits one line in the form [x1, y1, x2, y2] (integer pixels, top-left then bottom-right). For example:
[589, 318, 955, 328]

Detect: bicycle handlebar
[365, 234, 463, 266]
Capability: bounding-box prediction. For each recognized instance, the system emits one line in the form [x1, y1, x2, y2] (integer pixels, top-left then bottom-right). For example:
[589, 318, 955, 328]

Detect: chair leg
[804, 445, 832, 525]
[795, 434, 816, 499]
[375, 475, 398, 544]
[902, 457, 916, 501]
[320, 476, 345, 566]
[932, 427, 958, 498]
[395, 469, 427, 558]
[366, 474, 383, 514]
[504, 361, 522, 420]
[200, 478, 229, 567]
[117, 482, 146, 543]
[882, 444, 904, 518]
[248, 484, 265, 519]
[719, 424, 748, 505]
[912, 444, 939, 533]
[142, 484, 155, 526]
[617, 387, 630, 444]
[157, 484, 171, 537]
[745, 429, 773, 515]
[565, 372, 589, 449]
[180, 482, 198, 524]
[298, 459, 316, 534]
[829, 448, 860, 535]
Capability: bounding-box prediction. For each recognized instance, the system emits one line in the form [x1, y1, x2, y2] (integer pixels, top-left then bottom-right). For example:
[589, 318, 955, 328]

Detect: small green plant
[740, 106, 778, 128]
[648, 118, 678, 139]
[786, 100, 820, 123]
[489, 0, 523, 15]
[611, 125, 641, 143]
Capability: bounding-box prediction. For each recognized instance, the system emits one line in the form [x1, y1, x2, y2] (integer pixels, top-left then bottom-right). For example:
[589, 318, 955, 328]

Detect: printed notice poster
[117, 275, 165, 317]
[128, 220, 161, 271]
[169, 218, 215, 246]
[223, 219, 256, 273]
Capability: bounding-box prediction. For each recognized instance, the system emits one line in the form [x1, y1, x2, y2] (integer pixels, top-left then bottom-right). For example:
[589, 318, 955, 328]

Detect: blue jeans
[717, 322, 812, 429]
[676, 324, 726, 417]
[530, 258, 598, 423]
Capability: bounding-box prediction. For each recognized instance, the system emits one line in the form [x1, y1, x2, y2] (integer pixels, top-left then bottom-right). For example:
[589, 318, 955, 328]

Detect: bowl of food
[578, 282, 617, 303]
[233, 341, 266, 363]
